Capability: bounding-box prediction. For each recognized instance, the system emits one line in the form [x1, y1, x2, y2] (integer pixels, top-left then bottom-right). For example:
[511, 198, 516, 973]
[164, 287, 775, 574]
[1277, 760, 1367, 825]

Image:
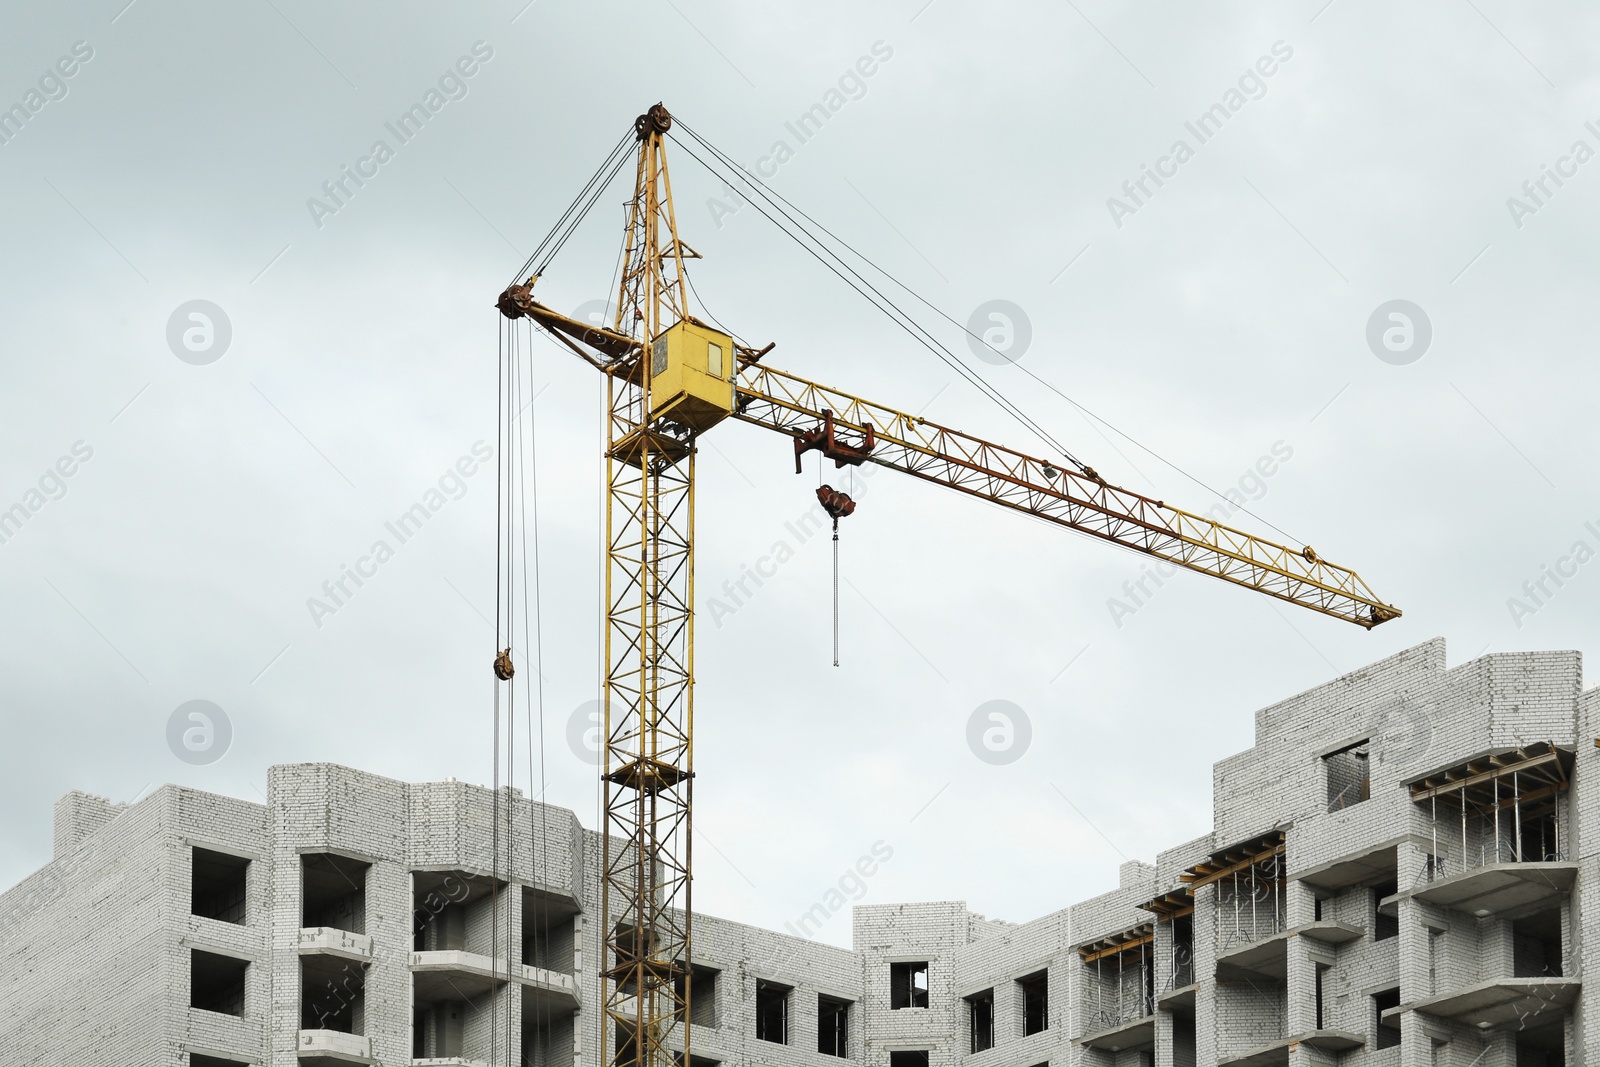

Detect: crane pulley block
[794, 408, 875, 473]
[492, 649, 515, 681]
[636, 101, 673, 141]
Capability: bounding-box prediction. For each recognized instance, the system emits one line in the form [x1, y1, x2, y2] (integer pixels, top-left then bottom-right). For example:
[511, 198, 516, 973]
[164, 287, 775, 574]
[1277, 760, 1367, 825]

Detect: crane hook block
[636, 103, 672, 141]
[816, 485, 856, 521]
[493, 649, 515, 681]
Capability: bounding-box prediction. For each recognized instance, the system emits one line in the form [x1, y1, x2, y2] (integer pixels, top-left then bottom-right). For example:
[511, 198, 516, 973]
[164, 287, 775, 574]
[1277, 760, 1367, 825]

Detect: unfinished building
[2, 638, 1596, 1065]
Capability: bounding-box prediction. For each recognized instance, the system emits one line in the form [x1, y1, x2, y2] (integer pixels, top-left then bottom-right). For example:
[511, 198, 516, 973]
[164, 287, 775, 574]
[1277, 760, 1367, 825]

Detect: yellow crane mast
[494, 102, 1400, 1067]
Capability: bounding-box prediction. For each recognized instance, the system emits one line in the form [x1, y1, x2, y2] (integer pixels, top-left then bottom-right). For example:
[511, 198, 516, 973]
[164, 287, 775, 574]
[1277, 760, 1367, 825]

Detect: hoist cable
[495, 318, 506, 660]
[519, 314, 557, 1062]
[508, 127, 635, 287]
[670, 123, 1081, 463]
[534, 147, 636, 281]
[490, 313, 507, 1060]
[831, 521, 840, 668]
[504, 321, 516, 1060]
[513, 127, 633, 284]
[668, 131, 1083, 472]
[674, 120, 1307, 545]
[510, 319, 534, 1057]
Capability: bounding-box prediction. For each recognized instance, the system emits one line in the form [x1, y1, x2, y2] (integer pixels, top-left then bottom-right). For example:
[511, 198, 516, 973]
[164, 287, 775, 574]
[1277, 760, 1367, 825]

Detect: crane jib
[730, 364, 1400, 629]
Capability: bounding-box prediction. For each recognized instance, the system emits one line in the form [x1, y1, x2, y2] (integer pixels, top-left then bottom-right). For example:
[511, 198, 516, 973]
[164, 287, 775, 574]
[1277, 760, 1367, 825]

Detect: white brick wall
[2, 639, 1594, 1065]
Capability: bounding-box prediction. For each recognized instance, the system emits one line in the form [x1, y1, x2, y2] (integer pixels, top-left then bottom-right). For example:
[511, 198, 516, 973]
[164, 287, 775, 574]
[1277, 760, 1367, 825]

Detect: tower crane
[493, 103, 1400, 1067]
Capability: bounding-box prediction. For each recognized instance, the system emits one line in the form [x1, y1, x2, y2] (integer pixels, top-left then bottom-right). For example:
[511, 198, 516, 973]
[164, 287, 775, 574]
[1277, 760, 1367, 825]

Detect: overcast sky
[2, 0, 1597, 946]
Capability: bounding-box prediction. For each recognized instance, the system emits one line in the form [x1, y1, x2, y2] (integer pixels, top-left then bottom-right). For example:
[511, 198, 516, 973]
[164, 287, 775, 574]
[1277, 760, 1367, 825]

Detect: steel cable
[674, 119, 1306, 545]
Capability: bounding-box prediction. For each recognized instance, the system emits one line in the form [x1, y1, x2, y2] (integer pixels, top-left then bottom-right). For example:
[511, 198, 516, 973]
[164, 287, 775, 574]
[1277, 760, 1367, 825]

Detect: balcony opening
[1080, 926, 1153, 1032]
[1018, 969, 1048, 1035]
[1411, 742, 1573, 877]
[755, 979, 791, 1043]
[1173, 1014, 1196, 1064]
[1141, 889, 1195, 995]
[1428, 928, 1443, 994]
[301, 953, 365, 1034]
[1516, 1023, 1567, 1067]
[1314, 964, 1327, 1029]
[889, 961, 929, 1009]
[1372, 878, 1398, 941]
[414, 1003, 465, 1059]
[966, 988, 994, 1052]
[522, 987, 577, 1067]
[1170, 914, 1194, 991]
[302, 853, 369, 934]
[888, 1053, 929, 1067]
[191, 949, 247, 1017]
[523, 887, 579, 974]
[1372, 987, 1400, 1050]
[674, 963, 720, 1028]
[1192, 832, 1287, 950]
[190, 1057, 251, 1067]
[608, 920, 658, 975]
[818, 994, 851, 1057]
[1514, 909, 1563, 978]
[1324, 740, 1371, 811]
[1523, 807, 1561, 862]
[191, 847, 249, 925]
[615, 1024, 637, 1067]
[413, 869, 499, 952]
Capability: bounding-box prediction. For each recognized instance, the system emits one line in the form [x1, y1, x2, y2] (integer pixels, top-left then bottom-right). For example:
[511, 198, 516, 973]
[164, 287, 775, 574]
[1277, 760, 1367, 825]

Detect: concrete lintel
[181, 937, 260, 963]
[182, 1043, 259, 1065]
[182, 837, 262, 862]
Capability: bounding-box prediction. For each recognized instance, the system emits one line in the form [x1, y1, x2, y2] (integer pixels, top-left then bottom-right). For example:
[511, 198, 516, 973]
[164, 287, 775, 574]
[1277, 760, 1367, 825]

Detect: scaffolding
[1410, 743, 1571, 883]
[1077, 925, 1155, 1031]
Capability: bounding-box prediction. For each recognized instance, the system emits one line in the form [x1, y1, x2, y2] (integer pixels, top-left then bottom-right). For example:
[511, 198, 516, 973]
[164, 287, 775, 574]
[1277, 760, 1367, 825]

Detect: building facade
[2, 638, 1596, 1066]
